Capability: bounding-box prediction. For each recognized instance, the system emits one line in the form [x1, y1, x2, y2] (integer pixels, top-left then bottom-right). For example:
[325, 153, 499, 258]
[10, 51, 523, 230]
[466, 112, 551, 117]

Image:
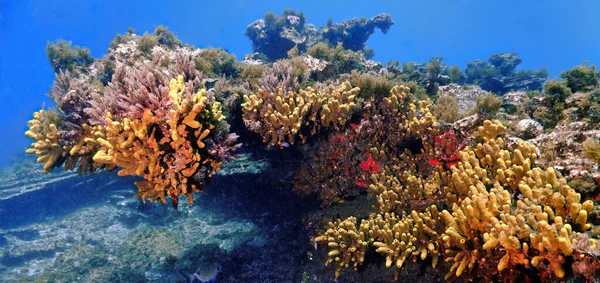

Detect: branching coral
[441, 120, 594, 278]
[314, 217, 369, 277]
[315, 206, 444, 278]
[25, 110, 69, 173]
[369, 206, 443, 271]
[25, 110, 111, 174]
[241, 81, 359, 148]
[314, 118, 596, 280]
[294, 84, 439, 207]
[92, 75, 231, 211]
[27, 27, 244, 215]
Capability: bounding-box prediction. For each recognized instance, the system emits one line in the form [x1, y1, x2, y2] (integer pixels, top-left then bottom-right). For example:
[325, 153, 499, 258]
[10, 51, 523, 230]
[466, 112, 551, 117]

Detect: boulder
[515, 119, 543, 139]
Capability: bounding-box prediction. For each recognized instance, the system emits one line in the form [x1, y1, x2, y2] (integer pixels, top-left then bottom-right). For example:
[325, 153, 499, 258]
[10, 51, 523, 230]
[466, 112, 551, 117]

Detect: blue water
[2, 0, 600, 166]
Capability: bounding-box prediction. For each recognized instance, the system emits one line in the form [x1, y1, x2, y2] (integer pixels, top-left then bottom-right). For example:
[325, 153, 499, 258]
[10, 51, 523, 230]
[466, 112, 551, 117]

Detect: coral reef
[241, 81, 359, 147]
[245, 10, 314, 61]
[321, 13, 393, 52]
[245, 10, 392, 61]
[465, 52, 547, 94]
[19, 11, 600, 282]
[93, 75, 233, 211]
[314, 117, 596, 280]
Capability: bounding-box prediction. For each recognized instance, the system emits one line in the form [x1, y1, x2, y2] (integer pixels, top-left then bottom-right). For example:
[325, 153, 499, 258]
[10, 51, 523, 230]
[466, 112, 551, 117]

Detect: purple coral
[85, 62, 171, 125]
[258, 62, 299, 94]
[208, 133, 242, 163]
[48, 70, 97, 126]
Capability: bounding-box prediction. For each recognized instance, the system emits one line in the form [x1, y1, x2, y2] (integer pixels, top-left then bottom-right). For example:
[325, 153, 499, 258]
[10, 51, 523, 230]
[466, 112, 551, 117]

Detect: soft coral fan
[85, 53, 207, 127]
[258, 62, 300, 95]
[85, 63, 172, 125]
[48, 70, 102, 141]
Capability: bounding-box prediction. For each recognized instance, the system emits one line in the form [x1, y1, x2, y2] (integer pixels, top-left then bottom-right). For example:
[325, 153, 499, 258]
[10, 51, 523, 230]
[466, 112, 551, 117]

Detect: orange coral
[93, 75, 227, 211]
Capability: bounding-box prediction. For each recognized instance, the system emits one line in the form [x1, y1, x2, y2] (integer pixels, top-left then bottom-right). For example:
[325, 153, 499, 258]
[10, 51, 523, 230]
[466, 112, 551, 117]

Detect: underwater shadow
[0, 171, 137, 230]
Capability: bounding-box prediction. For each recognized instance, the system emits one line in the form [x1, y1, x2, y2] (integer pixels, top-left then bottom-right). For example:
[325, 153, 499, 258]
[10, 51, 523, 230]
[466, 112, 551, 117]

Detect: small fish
[179, 256, 222, 283]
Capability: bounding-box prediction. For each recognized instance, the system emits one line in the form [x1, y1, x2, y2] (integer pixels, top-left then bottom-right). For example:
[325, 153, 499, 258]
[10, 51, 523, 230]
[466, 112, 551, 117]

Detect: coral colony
[25, 10, 600, 281]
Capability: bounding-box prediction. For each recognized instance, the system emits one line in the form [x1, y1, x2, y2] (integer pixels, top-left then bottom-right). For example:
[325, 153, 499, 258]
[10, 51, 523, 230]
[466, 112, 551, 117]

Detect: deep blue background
[1, 0, 599, 167]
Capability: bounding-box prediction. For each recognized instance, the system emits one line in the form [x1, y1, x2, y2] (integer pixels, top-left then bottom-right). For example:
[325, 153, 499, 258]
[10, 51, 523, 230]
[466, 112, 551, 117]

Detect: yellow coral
[370, 207, 442, 270]
[368, 168, 441, 213]
[25, 110, 66, 173]
[25, 110, 108, 174]
[441, 119, 594, 278]
[65, 123, 114, 174]
[315, 118, 596, 280]
[314, 216, 369, 277]
[241, 81, 359, 148]
[93, 75, 224, 210]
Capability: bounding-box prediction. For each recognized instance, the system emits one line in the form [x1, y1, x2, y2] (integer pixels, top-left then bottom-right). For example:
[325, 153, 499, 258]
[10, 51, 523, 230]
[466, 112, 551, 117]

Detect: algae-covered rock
[515, 118, 543, 139]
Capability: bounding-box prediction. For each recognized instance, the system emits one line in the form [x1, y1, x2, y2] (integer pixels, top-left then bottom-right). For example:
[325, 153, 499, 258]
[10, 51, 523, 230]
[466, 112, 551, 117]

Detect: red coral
[334, 134, 345, 143]
[433, 130, 465, 169]
[359, 153, 380, 174]
[354, 181, 369, 188]
[429, 158, 442, 167]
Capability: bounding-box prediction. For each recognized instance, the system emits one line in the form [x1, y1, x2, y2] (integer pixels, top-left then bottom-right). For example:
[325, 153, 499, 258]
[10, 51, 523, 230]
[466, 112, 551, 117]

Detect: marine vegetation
[561, 61, 600, 93]
[314, 118, 596, 281]
[245, 10, 392, 61]
[21, 9, 600, 282]
[464, 52, 548, 94]
[26, 27, 241, 212]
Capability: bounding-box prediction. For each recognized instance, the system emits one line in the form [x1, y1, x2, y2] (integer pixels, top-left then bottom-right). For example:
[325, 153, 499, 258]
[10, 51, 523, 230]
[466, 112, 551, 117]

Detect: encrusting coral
[241, 81, 359, 148]
[92, 75, 229, 211]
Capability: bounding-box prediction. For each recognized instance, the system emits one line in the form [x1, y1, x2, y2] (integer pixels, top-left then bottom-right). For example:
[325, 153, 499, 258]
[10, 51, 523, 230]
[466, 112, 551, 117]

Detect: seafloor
[0, 151, 446, 282]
